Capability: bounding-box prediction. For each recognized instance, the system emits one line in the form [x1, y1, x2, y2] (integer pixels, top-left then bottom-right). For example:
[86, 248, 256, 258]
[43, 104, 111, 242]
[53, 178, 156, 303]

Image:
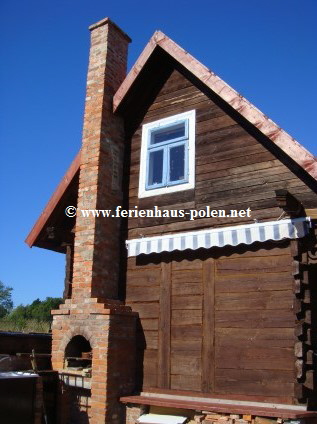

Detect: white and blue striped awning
[126, 217, 311, 257]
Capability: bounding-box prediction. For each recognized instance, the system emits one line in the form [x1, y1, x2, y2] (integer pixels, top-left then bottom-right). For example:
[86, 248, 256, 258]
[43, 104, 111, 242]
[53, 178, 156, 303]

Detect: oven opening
[64, 335, 92, 376]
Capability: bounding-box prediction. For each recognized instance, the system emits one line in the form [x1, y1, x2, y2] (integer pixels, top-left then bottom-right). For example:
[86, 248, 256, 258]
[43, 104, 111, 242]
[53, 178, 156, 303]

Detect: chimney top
[88, 17, 132, 43]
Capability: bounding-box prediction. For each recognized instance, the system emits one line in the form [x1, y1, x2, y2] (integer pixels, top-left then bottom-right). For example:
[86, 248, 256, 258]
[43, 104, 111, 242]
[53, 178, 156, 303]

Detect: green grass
[0, 318, 51, 333]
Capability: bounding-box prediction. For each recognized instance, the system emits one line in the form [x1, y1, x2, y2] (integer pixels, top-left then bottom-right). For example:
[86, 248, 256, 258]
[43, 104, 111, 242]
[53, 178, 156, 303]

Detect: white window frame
[138, 110, 196, 198]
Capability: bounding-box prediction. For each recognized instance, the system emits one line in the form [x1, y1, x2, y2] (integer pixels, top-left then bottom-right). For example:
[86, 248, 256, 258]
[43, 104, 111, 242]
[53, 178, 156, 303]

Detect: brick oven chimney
[51, 18, 136, 424]
[73, 17, 131, 301]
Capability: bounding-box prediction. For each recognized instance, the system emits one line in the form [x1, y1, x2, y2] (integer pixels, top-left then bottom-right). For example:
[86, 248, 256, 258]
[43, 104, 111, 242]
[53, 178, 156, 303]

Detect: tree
[8, 297, 63, 323]
[0, 281, 13, 318]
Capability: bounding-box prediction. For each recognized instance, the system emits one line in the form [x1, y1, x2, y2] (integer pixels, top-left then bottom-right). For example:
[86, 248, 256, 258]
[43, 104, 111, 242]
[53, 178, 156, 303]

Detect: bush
[8, 297, 63, 323]
[0, 317, 51, 333]
[1, 297, 63, 333]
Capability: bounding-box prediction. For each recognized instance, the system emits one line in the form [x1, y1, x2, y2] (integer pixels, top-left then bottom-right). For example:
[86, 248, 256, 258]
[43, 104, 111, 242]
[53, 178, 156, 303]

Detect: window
[138, 110, 195, 198]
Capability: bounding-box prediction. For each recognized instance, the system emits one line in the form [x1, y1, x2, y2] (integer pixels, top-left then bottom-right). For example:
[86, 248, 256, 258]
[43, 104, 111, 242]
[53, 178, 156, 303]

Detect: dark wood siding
[213, 245, 294, 399]
[126, 242, 295, 402]
[124, 68, 317, 403]
[127, 69, 317, 239]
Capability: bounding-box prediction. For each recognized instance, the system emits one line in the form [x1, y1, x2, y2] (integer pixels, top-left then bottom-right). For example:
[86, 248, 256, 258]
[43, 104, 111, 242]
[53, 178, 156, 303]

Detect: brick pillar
[73, 17, 131, 301]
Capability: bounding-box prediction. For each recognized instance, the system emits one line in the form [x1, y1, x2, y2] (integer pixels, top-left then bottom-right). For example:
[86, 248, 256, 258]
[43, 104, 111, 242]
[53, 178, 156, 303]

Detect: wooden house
[26, 18, 317, 424]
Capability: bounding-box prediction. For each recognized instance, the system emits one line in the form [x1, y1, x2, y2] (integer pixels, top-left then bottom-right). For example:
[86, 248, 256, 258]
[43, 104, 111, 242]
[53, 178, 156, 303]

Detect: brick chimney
[51, 18, 136, 424]
[73, 17, 131, 301]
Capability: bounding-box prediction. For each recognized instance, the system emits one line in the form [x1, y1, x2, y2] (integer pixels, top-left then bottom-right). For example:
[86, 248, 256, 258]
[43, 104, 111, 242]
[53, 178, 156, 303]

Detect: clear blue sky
[1, 0, 316, 306]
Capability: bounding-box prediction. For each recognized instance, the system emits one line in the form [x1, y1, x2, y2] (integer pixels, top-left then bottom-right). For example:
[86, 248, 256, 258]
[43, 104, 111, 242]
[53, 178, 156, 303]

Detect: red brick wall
[52, 300, 137, 424]
[73, 17, 130, 301]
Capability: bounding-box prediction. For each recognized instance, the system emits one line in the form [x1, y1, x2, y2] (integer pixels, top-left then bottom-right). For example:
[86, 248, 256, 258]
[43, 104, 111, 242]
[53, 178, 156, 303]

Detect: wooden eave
[25, 150, 81, 249]
[114, 31, 317, 181]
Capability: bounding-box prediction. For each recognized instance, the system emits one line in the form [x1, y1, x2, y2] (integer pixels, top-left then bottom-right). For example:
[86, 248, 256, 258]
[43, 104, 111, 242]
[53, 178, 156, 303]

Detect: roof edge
[25, 150, 81, 248]
[113, 31, 317, 181]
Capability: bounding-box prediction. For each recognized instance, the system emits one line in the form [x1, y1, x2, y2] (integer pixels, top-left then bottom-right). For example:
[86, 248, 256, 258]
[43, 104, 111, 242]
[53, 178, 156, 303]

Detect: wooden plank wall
[170, 257, 203, 391]
[127, 69, 317, 240]
[126, 256, 161, 388]
[124, 67, 317, 402]
[213, 245, 294, 400]
[126, 241, 296, 403]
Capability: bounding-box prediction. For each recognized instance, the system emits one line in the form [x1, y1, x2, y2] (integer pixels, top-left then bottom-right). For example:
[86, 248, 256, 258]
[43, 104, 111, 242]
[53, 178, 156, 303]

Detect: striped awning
[126, 217, 311, 257]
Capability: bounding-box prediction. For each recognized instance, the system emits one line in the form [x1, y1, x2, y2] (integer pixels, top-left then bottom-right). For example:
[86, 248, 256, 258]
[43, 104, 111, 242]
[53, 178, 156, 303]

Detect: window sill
[138, 181, 195, 198]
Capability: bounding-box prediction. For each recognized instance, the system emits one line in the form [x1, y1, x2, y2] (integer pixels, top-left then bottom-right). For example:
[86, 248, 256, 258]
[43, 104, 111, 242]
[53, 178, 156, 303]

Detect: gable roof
[26, 30, 317, 250]
[114, 31, 317, 180]
[25, 150, 81, 248]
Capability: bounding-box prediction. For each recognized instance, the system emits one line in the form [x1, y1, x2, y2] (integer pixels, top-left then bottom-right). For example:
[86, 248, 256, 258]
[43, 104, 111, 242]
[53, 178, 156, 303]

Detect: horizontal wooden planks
[170, 375, 201, 391]
[126, 285, 160, 302]
[126, 261, 161, 389]
[216, 328, 294, 349]
[216, 290, 293, 311]
[215, 309, 295, 329]
[171, 339, 201, 352]
[126, 241, 297, 399]
[170, 260, 203, 391]
[170, 353, 201, 375]
[172, 294, 202, 310]
[212, 243, 295, 398]
[215, 346, 294, 371]
[127, 68, 317, 238]
[196, 171, 300, 196]
[215, 368, 294, 397]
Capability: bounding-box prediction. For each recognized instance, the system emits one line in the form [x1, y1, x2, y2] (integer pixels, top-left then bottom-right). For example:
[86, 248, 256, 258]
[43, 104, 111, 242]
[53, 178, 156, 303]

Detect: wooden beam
[275, 189, 305, 217]
[63, 244, 74, 299]
[158, 261, 171, 388]
[202, 258, 215, 392]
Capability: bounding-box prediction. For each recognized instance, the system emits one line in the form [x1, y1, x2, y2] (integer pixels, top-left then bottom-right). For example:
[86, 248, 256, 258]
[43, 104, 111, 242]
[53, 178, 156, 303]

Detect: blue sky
[1, 0, 316, 306]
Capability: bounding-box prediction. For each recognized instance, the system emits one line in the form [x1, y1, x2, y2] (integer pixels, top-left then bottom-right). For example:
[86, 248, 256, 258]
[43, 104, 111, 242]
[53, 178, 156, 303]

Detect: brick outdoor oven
[50, 19, 137, 424]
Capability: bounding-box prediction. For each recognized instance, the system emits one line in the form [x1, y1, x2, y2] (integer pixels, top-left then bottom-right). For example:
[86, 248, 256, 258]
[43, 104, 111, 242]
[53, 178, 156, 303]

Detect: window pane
[151, 122, 185, 145]
[148, 149, 164, 186]
[169, 144, 185, 182]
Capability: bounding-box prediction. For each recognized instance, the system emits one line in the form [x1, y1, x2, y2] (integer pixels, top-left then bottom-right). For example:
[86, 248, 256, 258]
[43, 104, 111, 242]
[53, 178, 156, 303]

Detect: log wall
[127, 69, 317, 239]
[126, 242, 296, 403]
[124, 68, 317, 403]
